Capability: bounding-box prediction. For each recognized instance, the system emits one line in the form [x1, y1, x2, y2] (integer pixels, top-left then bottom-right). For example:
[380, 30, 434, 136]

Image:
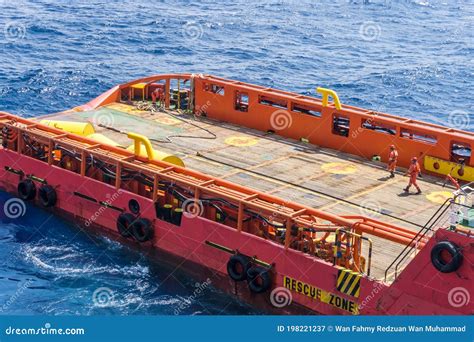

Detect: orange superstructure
[80, 74, 473, 183]
[193, 75, 473, 176]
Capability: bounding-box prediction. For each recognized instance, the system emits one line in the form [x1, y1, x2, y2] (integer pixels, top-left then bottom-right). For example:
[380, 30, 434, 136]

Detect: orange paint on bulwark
[154, 116, 181, 125]
[426, 191, 453, 205]
[321, 162, 358, 175]
[225, 136, 259, 147]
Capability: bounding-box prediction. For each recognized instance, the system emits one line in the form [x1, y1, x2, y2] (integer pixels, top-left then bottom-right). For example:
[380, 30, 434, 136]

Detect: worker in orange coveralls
[387, 144, 398, 178]
[151, 88, 164, 104]
[404, 157, 422, 194]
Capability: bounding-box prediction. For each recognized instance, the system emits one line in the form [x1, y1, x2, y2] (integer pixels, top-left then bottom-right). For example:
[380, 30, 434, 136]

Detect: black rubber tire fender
[430, 240, 463, 273]
[246, 266, 272, 294]
[38, 184, 57, 207]
[17, 179, 36, 201]
[132, 218, 154, 242]
[117, 213, 135, 238]
[227, 254, 251, 282]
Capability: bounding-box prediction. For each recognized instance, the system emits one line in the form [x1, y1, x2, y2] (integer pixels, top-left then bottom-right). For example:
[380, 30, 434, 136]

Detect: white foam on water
[22, 244, 149, 277]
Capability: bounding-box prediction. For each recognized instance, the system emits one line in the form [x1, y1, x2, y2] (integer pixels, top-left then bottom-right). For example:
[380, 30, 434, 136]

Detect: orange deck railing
[0, 111, 424, 251]
[193, 75, 473, 172]
[81, 73, 473, 181]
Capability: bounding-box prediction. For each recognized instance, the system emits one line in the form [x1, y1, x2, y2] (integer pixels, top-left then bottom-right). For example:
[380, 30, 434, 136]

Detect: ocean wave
[22, 244, 149, 277]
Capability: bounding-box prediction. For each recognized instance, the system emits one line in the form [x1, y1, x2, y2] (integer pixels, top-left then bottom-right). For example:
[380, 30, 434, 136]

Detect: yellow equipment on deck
[86, 133, 123, 148]
[40, 120, 95, 136]
[37, 119, 184, 167]
[424, 155, 474, 182]
[126, 132, 185, 167]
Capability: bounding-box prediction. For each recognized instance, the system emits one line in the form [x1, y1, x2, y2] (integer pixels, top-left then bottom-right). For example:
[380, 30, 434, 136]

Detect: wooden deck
[40, 103, 456, 281]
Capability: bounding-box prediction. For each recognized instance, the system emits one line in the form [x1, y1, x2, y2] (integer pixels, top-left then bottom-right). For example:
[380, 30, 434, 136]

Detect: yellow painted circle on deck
[426, 191, 454, 205]
[321, 162, 358, 175]
[224, 136, 259, 147]
[154, 116, 181, 125]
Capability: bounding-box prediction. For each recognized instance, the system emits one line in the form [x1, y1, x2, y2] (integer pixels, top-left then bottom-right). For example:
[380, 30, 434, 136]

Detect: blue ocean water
[0, 0, 472, 315]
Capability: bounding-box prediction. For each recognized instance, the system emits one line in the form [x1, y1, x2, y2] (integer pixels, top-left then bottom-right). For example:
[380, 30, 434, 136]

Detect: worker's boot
[404, 187, 409, 192]
[390, 171, 395, 178]
[416, 187, 422, 194]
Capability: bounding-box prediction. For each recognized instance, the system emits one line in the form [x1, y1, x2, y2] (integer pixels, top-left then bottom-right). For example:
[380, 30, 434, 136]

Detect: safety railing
[84, 74, 474, 175]
[333, 228, 373, 276]
[0, 111, 433, 279]
[384, 197, 453, 282]
[0, 112, 423, 245]
[191, 74, 474, 174]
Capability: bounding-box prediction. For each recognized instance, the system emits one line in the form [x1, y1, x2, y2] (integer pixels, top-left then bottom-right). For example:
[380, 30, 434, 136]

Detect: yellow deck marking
[321, 162, 357, 175]
[105, 103, 147, 116]
[154, 116, 181, 125]
[426, 191, 454, 205]
[224, 136, 259, 147]
[105, 103, 133, 112]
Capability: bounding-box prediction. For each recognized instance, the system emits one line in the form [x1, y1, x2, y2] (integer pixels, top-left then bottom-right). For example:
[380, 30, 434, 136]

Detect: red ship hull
[1, 73, 472, 315]
[1, 149, 471, 315]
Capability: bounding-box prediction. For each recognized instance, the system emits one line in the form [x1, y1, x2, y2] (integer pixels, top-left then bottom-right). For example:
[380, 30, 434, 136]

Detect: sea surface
[0, 0, 472, 315]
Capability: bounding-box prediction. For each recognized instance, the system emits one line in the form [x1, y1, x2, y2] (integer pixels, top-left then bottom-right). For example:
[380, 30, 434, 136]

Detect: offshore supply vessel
[0, 73, 472, 315]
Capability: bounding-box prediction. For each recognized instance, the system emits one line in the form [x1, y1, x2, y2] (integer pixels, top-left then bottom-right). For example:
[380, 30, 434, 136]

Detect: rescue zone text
[283, 276, 359, 314]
